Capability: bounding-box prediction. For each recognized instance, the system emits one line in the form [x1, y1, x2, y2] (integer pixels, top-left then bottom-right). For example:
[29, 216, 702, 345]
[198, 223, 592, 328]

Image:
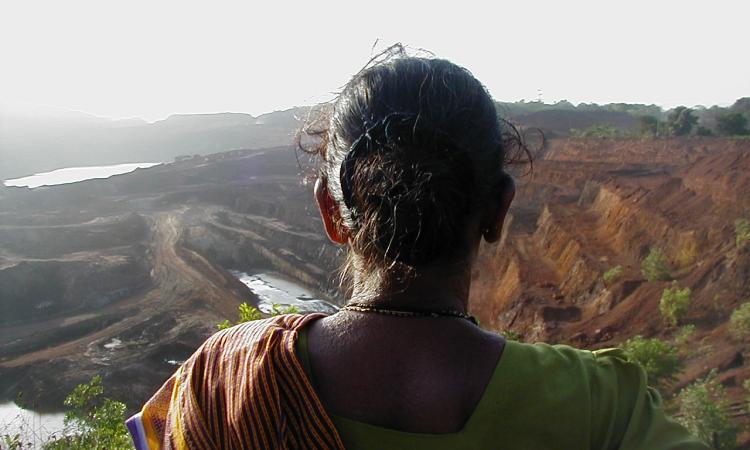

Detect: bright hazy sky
[1, 0, 747, 122]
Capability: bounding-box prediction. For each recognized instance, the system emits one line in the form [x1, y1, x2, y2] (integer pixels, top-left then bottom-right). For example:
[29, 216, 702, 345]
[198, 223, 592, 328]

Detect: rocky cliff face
[469, 137, 750, 405]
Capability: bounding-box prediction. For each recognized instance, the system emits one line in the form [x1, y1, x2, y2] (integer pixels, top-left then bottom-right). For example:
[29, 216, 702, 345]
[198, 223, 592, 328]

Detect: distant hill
[0, 107, 307, 179]
[3, 98, 747, 180]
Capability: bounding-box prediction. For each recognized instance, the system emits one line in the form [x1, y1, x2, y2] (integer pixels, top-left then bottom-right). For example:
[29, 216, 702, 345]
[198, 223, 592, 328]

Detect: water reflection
[0, 402, 66, 449]
[232, 271, 339, 314]
[3, 162, 162, 188]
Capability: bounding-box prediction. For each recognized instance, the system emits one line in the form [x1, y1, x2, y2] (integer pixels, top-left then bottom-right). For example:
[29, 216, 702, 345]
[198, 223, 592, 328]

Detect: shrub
[216, 319, 233, 330]
[660, 283, 692, 327]
[270, 303, 300, 316]
[501, 329, 523, 341]
[677, 371, 737, 450]
[217, 302, 299, 330]
[602, 265, 624, 287]
[736, 219, 750, 249]
[43, 376, 131, 450]
[641, 247, 671, 281]
[238, 302, 264, 322]
[569, 124, 622, 138]
[675, 324, 696, 348]
[620, 336, 682, 388]
[729, 302, 750, 340]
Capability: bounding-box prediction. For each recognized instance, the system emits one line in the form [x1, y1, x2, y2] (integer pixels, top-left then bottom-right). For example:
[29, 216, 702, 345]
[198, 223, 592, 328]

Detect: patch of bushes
[660, 283, 692, 327]
[674, 324, 696, 349]
[729, 302, 750, 340]
[620, 336, 682, 388]
[217, 302, 299, 330]
[42, 376, 131, 450]
[501, 329, 523, 341]
[602, 265, 624, 287]
[642, 247, 672, 282]
[677, 371, 738, 450]
[569, 124, 624, 138]
[736, 219, 750, 249]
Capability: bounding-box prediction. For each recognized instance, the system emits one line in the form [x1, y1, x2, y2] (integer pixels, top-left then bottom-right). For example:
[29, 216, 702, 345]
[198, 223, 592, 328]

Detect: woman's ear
[314, 177, 349, 245]
[482, 172, 515, 243]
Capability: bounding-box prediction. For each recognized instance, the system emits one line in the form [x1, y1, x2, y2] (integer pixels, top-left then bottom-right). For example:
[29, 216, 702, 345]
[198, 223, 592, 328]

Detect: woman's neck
[348, 258, 473, 313]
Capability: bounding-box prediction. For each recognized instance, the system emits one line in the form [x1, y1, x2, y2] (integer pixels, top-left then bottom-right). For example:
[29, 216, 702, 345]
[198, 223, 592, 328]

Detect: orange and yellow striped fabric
[127, 313, 345, 450]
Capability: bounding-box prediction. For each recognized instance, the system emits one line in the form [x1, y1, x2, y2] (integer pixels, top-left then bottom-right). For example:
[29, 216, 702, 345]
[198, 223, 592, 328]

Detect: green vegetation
[569, 124, 623, 138]
[602, 265, 624, 287]
[639, 115, 659, 137]
[674, 324, 696, 349]
[677, 371, 737, 450]
[238, 302, 264, 322]
[660, 283, 692, 327]
[641, 247, 672, 282]
[501, 329, 523, 341]
[2, 434, 23, 450]
[735, 219, 750, 249]
[729, 302, 750, 340]
[716, 112, 749, 136]
[495, 99, 664, 118]
[666, 107, 698, 136]
[217, 302, 300, 330]
[620, 336, 682, 388]
[42, 376, 131, 450]
[493, 98, 750, 139]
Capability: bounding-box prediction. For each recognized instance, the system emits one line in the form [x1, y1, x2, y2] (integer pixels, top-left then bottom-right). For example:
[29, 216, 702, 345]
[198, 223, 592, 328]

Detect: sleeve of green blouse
[589, 348, 709, 450]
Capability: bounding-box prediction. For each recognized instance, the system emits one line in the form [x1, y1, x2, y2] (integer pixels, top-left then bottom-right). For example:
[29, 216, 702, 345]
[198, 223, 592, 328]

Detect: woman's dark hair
[299, 46, 530, 286]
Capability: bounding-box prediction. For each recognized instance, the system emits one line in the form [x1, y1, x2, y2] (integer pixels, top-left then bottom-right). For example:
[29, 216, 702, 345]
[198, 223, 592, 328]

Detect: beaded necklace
[341, 302, 478, 325]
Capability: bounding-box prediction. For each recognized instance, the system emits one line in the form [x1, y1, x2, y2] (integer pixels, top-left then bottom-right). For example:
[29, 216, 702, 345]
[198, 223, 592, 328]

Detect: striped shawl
[126, 313, 345, 450]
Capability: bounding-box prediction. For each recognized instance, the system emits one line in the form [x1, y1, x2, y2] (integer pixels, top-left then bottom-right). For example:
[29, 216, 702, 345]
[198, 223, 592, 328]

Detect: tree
[620, 336, 682, 388]
[641, 247, 671, 281]
[677, 371, 738, 450]
[43, 376, 131, 450]
[666, 107, 698, 136]
[639, 115, 659, 136]
[660, 283, 692, 327]
[716, 112, 749, 136]
[730, 97, 750, 116]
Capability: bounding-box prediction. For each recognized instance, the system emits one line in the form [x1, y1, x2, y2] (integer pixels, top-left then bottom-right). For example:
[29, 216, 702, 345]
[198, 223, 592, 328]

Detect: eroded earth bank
[1, 138, 749, 422]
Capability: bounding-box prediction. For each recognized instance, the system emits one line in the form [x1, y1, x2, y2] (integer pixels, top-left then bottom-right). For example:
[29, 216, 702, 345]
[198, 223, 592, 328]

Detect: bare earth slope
[470, 137, 750, 429]
[0, 148, 340, 409]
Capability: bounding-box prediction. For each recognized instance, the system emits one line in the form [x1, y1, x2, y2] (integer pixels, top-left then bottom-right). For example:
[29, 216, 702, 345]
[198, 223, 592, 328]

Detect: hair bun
[341, 112, 475, 266]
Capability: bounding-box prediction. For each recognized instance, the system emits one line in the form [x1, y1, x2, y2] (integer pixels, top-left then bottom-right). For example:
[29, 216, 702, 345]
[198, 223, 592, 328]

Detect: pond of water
[232, 271, 339, 314]
[3, 162, 162, 188]
[0, 402, 66, 448]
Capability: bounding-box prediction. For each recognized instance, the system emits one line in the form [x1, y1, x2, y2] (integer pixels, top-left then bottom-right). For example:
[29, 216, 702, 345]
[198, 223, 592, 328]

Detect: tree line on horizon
[496, 97, 750, 138]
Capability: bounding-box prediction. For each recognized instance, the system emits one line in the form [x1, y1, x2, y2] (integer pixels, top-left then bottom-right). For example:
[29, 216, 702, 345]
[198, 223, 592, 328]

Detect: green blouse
[295, 325, 707, 450]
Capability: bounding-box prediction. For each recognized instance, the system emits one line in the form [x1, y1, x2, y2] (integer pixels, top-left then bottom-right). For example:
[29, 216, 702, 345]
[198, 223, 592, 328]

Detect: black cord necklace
[341, 302, 478, 325]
